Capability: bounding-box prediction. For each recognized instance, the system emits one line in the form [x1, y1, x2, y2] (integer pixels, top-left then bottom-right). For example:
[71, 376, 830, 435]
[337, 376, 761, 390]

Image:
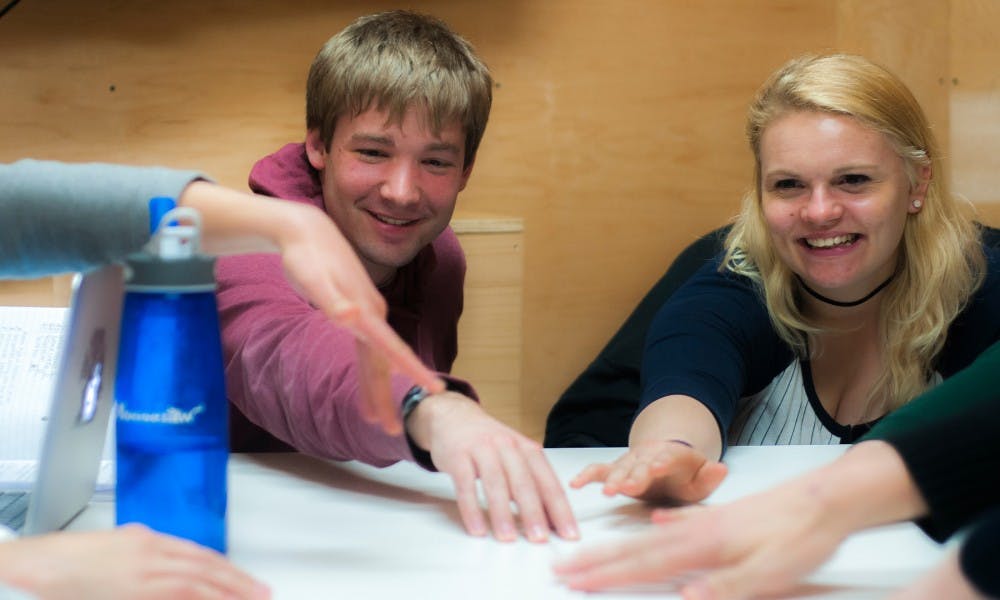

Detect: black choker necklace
[797, 274, 894, 308]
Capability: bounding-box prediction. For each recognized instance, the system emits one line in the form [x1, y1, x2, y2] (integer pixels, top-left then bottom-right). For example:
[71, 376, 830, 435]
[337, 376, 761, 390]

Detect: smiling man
[216, 11, 578, 544]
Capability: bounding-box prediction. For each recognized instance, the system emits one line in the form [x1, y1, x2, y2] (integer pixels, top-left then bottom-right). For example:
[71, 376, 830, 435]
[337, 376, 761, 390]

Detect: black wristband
[401, 385, 435, 471]
[401, 385, 430, 422]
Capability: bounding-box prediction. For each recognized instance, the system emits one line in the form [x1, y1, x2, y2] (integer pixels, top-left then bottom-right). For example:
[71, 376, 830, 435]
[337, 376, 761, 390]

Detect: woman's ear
[908, 164, 932, 214]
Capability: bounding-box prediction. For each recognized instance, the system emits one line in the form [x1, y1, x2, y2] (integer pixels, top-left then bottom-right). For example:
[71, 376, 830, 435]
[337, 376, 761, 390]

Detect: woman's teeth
[806, 234, 856, 248]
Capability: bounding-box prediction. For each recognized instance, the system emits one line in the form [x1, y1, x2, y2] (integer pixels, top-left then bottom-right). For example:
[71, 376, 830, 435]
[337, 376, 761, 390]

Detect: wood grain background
[2, 0, 997, 439]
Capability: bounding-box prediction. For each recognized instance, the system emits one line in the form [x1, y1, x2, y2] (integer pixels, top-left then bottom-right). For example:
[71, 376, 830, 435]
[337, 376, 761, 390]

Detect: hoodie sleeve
[225, 143, 475, 466]
[217, 251, 417, 466]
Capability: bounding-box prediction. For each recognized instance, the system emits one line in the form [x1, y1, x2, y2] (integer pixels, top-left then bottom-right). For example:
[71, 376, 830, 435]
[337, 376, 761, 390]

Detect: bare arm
[571, 394, 727, 503]
[629, 394, 724, 459]
[0, 162, 443, 433]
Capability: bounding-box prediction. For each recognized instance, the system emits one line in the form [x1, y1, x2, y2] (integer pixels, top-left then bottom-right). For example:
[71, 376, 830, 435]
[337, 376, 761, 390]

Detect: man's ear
[305, 130, 328, 171]
[457, 157, 475, 192]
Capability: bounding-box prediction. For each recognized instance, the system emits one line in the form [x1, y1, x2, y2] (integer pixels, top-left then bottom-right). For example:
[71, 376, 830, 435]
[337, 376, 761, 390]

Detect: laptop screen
[0, 264, 122, 535]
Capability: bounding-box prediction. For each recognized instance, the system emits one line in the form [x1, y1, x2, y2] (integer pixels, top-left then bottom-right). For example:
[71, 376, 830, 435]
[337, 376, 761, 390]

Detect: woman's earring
[912, 199, 923, 209]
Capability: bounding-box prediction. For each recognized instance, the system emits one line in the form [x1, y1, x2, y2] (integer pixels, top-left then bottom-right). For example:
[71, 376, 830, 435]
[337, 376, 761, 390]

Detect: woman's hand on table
[569, 438, 728, 504]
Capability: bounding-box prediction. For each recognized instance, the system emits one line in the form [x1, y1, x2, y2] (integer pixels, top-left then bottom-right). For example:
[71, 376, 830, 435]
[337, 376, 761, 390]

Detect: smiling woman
[758, 111, 921, 308]
[568, 53, 999, 507]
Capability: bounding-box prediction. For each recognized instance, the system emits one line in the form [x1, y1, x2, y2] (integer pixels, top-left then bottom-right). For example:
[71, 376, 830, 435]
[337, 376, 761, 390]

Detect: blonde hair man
[217, 11, 579, 544]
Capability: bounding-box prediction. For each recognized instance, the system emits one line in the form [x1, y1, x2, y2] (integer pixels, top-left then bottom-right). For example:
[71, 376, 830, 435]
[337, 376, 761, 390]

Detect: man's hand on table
[405, 391, 580, 543]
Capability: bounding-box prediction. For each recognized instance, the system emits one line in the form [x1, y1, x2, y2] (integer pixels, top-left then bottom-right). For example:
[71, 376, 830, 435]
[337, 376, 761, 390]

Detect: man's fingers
[498, 442, 548, 543]
[523, 444, 579, 540]
[306, 276, 445, 435]
[315, 286, 444, 397]
[448, 458, 488, 537]
[472, 447, 518, 542]
[354, 339, 385, 428]
[325, 297, 363, 326]
[357, 340, 399, 435]
[353, 315, 445, 394]
[427, 401, 581, 544]
[355, 339, 377, 425]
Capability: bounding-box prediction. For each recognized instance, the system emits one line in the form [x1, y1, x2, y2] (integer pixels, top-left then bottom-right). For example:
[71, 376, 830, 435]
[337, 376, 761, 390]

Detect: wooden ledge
[452, 214, 524, 234]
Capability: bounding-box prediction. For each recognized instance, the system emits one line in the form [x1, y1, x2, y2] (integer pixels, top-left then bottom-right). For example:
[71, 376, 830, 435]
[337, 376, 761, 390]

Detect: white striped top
[727, 361, 942, 446]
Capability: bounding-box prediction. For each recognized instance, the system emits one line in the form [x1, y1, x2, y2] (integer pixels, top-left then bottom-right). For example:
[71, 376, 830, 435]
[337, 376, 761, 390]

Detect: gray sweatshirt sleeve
[0, 159, 207, 277]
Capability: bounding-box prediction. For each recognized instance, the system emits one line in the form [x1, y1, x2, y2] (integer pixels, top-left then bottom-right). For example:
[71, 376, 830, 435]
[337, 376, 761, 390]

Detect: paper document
[0, 306, 114, 488]
[0, 459, 114, 491]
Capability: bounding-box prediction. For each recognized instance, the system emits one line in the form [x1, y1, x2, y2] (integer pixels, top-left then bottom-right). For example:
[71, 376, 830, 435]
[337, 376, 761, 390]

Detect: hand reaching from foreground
[555, 478, 845, 597]
[555, 441, 929, 599]
[889, 550, 987, 600]
[0, 525, 270, 600]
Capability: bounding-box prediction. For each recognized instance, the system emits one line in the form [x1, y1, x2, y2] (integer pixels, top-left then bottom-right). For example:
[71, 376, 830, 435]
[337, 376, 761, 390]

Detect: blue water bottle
[114, 198, 228, 552]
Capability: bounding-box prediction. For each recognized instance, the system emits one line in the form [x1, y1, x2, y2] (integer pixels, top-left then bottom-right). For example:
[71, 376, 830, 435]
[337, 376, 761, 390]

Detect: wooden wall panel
[451, 221, 524, 431]
[950, 0, 1000, 208]
[0, 276, 72, 308]
[478, 2, 839, 438]
[835, 0, 951, 147]
[2, 1, 997, 441]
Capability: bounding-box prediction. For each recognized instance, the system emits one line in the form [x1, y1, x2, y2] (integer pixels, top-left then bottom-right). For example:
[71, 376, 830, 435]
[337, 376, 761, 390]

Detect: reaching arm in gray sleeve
[0, 159, 206, 278]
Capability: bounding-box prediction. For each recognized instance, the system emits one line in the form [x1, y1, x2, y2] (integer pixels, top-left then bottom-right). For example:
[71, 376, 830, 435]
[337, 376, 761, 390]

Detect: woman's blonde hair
[723, 53, 985, 413]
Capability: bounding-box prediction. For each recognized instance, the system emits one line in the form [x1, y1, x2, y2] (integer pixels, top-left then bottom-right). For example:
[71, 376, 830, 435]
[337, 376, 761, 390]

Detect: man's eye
[357, 149, 387, 158]
[423, 158, 455, 169]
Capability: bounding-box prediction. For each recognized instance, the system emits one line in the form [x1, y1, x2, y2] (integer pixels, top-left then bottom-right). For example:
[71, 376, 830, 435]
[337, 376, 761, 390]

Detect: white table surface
[71, 446, 944, 599]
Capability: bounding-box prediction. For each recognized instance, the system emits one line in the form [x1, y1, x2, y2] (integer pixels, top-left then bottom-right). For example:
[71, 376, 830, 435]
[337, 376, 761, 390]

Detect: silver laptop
[0, 264, 122, 535]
